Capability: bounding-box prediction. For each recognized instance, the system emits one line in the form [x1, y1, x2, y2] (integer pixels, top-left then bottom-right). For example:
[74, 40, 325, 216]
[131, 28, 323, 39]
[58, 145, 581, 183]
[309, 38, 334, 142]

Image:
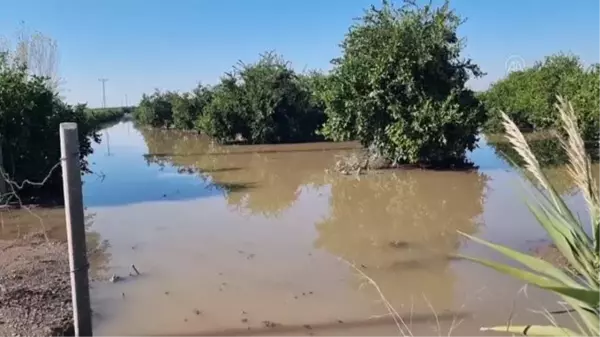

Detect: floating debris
[241, 318, 248, 323]
[109, 274, 122, 283]
[262, 320, 278, 328]
[131, 264, 141, 276]
[193, 309, 202, 315]
[164, 291, 170, 295]
[303, 324, 313, 330]
[337, 319, 344, 324]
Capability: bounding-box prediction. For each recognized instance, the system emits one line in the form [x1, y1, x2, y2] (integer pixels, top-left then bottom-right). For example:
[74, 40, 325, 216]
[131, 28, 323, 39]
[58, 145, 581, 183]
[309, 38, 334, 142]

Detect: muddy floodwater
[2, 120, 594, 336]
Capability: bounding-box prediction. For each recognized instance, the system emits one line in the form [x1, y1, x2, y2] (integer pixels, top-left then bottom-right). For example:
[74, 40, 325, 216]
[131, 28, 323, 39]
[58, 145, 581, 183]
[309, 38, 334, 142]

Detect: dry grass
[342, 258, 471, 336]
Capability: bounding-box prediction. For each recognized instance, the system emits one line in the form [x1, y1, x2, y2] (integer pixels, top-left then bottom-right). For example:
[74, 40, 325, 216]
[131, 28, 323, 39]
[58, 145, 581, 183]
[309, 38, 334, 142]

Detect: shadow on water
[83, 122, 254, 208]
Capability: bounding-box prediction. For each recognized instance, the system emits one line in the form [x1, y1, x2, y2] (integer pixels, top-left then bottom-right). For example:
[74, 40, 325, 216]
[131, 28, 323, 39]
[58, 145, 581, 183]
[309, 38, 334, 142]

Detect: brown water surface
[2, 121, 594, 336]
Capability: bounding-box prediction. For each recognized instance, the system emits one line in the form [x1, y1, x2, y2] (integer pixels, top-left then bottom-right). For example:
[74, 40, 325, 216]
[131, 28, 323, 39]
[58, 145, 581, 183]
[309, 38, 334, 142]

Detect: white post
[59, 123, 93, 336]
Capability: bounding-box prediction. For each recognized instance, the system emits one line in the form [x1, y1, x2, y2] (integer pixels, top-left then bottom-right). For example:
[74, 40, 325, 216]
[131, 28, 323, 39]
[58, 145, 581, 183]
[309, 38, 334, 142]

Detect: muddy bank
[0, 235, 74, 336]
[332, 150, 478, 176]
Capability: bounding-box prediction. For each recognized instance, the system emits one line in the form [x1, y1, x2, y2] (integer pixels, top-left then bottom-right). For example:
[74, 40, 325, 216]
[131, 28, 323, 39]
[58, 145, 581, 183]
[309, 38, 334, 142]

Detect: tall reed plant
[461, 96, 599, 336]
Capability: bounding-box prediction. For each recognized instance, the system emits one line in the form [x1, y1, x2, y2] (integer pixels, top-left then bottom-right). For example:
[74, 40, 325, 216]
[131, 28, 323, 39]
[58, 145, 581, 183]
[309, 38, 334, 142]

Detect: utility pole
[125, 94, 128, 108]
[98, 78, 111, 156]
[98, 78, 108, 108]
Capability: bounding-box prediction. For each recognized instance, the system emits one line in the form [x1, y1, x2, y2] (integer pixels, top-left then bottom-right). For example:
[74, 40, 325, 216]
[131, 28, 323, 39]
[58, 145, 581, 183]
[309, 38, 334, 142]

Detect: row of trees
[133, 1, 484, 168]
[0, 27, 125, 202]
[0, 54, 101, 201]
[481, 54, 599, 143]
[133, 53, 327, 144]
[133, 0, 599, 169]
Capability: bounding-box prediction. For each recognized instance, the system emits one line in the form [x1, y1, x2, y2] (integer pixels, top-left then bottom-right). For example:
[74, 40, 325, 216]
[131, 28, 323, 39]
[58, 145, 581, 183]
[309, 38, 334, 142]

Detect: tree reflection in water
[315, 170, 489, 314]
[488, 136, 599, 195]
[139, 124, 495, 314]
[140, 126, 349, 217]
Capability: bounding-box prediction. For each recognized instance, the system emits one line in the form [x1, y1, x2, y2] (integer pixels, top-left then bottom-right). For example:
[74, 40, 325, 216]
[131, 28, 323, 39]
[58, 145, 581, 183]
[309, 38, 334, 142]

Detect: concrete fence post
[59, 122, 93, 336]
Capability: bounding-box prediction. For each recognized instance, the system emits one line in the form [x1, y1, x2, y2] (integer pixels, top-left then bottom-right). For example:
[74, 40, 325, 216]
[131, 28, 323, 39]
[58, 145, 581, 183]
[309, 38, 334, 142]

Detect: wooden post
[60, 123, 93, 336]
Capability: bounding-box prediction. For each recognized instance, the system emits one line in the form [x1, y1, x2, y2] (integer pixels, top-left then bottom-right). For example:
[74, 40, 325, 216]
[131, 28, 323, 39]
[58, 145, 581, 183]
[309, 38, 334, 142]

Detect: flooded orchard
[2, 120, 593, 335]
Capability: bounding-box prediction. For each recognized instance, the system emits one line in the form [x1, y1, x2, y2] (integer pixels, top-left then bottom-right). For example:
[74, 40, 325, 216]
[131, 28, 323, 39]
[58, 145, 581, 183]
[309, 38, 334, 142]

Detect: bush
[482, 53, 599, 143]
[198, 52, 326, 144]
[320, 0, 486, 168]
[132, 90, 177, 128]
[85, 107, 126, 128]
[0, 54, 98, 201]
[297, 70, 329, 138]
[172, 84, 213, 130]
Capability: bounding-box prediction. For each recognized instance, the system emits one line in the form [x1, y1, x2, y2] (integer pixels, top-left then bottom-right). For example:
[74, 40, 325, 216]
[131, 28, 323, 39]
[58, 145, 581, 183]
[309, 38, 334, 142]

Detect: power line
[98, 78, 108, 108]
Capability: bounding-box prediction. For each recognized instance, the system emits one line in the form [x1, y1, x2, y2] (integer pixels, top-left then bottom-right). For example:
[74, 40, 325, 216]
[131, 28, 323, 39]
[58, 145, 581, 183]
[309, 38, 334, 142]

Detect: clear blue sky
[0, 0, 598, 108]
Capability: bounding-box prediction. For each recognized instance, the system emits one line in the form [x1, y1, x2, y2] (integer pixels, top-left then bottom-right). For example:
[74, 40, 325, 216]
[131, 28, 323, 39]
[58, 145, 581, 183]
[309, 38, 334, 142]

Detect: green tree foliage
[297, 70, 329, 137]
[0, 54, 98, 200]
[172, 84, 213, 130]
[133, 85, 213, 131]
[171, 93, 195, 130]
[321, 0, 486, 167]
[199, 52, 326, 144]
[132, 90, 177, 128]
[85, 107, 126, 128]
[483, 53, 599, 143]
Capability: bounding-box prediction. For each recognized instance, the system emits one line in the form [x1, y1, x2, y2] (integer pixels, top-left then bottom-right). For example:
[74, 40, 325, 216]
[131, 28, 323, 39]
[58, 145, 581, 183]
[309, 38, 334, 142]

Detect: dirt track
[0, 235, 74, 336]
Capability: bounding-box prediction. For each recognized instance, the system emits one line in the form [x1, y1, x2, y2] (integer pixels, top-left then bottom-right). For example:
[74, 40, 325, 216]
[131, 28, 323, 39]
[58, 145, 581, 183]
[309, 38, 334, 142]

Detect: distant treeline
[134, 53, 326, 144]
[0, 54, 128, 202]
[481, 54, 599, 144]
[85, 106, 133, 128]
[133, 1, 599, 169]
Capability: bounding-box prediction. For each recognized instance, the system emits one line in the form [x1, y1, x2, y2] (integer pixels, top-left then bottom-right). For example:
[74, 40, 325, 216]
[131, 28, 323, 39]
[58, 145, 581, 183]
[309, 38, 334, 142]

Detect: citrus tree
[321, 0, 486, 168]
[199, 52, 325, 144]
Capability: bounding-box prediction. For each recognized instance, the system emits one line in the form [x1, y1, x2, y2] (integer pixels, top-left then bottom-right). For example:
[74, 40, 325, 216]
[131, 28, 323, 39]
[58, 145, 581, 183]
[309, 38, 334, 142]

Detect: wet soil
[0, 235, 74, 336]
